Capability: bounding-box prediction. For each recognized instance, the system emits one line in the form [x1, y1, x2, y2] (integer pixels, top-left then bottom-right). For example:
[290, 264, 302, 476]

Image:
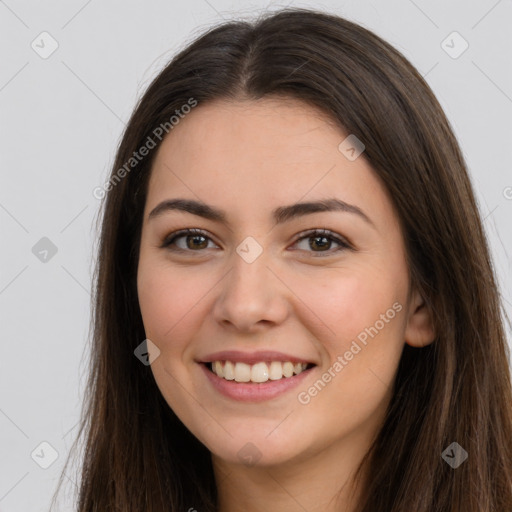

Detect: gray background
[1, 0, 511, 510]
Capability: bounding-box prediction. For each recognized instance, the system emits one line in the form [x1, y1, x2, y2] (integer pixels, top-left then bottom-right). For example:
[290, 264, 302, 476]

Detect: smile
[208, 360, 314, 383]
[200, 361, 317, 402]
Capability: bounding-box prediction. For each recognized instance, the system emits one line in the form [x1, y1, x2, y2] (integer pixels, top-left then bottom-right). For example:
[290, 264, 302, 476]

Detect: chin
[203, 430, 308, 468]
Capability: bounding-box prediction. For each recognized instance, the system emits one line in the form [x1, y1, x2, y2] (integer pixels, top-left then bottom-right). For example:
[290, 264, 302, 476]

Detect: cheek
[291, 261, 407, 395]
[137, 258, 218, 357]
[293, 261, 406, 341]
[137, 260, 183, 342]
[291, 269, 406, 436]
[136, 261, 205, 408]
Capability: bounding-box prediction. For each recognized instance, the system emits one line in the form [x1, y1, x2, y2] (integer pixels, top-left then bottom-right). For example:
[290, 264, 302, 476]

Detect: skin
[137, 97, 435, 512]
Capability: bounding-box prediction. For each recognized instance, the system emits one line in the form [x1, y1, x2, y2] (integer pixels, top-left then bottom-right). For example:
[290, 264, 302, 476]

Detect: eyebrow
[148, 197, 374, 228]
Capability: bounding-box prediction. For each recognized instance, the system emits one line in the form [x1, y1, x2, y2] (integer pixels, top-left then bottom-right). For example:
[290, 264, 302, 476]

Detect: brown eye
[292, 229, 351, 256]
[161, 228, 351, 256]
[161, 229, 217, 251]
[184, 234, 208, 250]
[309, 235, 331, 251]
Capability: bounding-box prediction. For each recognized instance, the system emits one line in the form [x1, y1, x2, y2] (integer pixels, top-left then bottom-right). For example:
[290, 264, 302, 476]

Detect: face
[136, 97, 434, 469]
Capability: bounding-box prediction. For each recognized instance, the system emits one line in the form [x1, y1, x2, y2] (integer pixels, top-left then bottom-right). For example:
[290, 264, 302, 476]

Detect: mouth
[198, 360, 317, 402]
[204, 360, 316, 383]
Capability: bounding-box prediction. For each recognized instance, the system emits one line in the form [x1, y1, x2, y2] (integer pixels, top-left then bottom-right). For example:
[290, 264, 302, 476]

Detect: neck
[212, 429, 374, 512]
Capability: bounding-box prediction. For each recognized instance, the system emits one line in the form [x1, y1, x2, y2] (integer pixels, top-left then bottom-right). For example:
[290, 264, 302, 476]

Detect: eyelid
[160, 228, 219, 249]
[292, 228, 352, 248]
[290, 228, 353, 256]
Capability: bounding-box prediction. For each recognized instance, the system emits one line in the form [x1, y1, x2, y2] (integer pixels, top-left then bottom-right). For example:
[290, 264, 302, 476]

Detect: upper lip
[197, 350, 317, 366]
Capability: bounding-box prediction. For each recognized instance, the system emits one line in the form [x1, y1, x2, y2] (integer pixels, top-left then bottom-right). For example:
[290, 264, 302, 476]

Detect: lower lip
[200, 363, 315, 402]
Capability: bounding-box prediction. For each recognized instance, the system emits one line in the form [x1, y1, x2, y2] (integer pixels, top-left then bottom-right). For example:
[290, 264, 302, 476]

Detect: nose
[212, 247, 290, 333]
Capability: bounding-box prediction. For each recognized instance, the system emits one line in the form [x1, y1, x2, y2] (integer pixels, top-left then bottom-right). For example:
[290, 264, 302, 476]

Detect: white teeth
[213, 361, 224, 378]
[251, 362, 269, 383]
[282, 362, 294, 378]
[223, 360, 235, 380]
[234, 362, 251, 382]
[269, 361, 283, 380]
[209, 360, 310, 382]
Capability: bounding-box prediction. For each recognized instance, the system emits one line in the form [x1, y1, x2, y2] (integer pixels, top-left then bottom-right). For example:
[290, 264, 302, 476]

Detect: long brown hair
[50, 7, 512, 511]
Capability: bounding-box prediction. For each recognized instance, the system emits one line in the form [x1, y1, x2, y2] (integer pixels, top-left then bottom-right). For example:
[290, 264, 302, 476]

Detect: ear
[404, 289, 436, 348]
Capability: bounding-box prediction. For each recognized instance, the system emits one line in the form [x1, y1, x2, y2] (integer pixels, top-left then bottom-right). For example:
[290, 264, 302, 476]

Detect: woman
[52, 7, 512, 512]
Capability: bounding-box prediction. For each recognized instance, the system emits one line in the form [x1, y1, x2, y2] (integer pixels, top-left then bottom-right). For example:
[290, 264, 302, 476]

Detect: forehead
[145, 97, 389, 224]
[152, 97, 343, 170]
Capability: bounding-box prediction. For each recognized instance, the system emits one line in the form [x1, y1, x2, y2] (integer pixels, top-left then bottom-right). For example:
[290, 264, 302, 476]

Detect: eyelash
[160, 228, 352, 257]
